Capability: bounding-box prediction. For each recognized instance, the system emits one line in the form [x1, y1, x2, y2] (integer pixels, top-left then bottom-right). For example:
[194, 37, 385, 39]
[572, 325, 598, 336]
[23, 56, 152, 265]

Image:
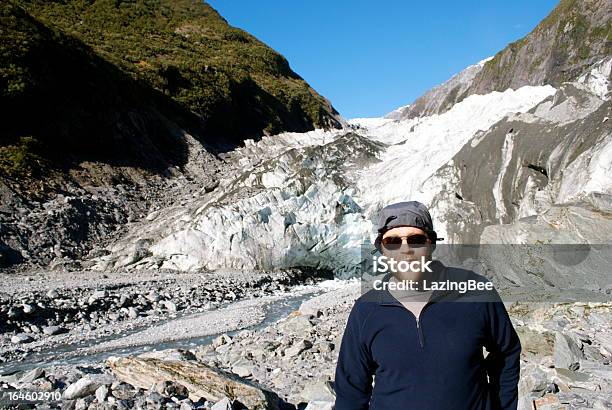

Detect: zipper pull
[416, 318, 424, 348]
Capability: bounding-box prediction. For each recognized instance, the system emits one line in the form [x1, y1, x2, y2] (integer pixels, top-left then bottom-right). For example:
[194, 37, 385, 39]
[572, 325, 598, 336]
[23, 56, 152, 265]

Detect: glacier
[90, 58, 611, 278]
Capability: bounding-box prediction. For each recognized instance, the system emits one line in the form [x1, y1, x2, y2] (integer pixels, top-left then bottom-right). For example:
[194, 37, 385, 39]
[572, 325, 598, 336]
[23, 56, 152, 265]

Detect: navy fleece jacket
[334, 262, 521, 410]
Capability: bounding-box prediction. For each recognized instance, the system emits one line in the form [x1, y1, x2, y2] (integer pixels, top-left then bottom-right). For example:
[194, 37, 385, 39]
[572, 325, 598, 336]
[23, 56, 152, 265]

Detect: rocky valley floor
[0, 271, 610, 409]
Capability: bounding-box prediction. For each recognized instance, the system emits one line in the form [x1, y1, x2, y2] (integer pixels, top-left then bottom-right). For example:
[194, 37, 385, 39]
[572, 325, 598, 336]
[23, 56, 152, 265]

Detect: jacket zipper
[389, 303, 429, 349]
[416, 317, 424, 348]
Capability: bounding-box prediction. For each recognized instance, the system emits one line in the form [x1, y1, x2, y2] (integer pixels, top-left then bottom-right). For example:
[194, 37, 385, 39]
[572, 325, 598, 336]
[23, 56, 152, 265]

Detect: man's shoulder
[350, 289, 383, 315]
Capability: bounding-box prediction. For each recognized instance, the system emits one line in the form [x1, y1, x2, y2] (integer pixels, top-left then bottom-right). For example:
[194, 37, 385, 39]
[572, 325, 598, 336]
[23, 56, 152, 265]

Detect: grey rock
[42, 325, 64, 336]
[278, 315, 314, 335]
[28, 377, 54, 392]
[145, 391, 165, 409]
[179, 399, 195, 410]
[46, 289, 60, 299]
[95, 384, 109, 402]
[211, 397, 232, 410]
[18, 367, 45, 383]
[318, 342, 334, 353]
[554, 332, 583, 370]
[75, 396, 94, 410]
[61, 400, 76, 410]
[116, 399, 134, 410]
[231, 359, 253, 378]
[22, 303, 35, 314]
[11, 334, 33, 344]
[300, 378, 336, 403]
[112, 382, 137, 400]
[164, 301, 178, 312]
[262, 340, 281, 352]
[299, 302, 323, 318]
[284, 339, 313, 358]
[88, 290, 108, 304]
[212, 334, 232, 349]
[305, 400, 335, 410]
[63, 377, 101, 400]
[153, 380, 189, 398]
[128, 307, 139, 319]
[555, 367, 590, 383]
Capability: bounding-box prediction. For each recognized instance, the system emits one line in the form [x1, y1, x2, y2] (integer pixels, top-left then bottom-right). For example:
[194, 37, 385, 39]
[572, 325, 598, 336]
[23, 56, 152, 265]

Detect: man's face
[381, 226, 432, 262]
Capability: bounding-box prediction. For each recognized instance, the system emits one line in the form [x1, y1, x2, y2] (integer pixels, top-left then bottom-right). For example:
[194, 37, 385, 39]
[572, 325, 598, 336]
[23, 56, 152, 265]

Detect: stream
[1, 287, 323, 374]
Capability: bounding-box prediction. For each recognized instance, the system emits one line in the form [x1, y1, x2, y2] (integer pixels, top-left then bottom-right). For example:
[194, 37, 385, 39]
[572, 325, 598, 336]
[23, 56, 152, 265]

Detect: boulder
[88, 290, 108, 304]
[211, 397, 232, 410]
[278, 315, 314, 335]
[554, 332, 583, 369]
[153, 380, 189, 398]
[95, 385, 109, 402]
[212, 334, 232, 349]
[300, 379, 336, 403]
[42, 325, 64, 336]
[284, 340, 313, 358]
[106, 356, 279, 409]
[18, 367, 45, 384]
[111, 382, 136, 400]
[64, 377, 101, 400]
[128, 307, 139, 319]
[46, 289, 60, 299]
[517, 327, 554, 358]
[231, 359, 253, 378]
[11, 334, 33, 344]
[305, 400, 335, 410]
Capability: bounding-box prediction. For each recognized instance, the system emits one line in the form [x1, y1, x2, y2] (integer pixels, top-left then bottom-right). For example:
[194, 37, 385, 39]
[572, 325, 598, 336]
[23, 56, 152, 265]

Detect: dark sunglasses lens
[382, 237, 402, 250]
[407, 235, 428, 246]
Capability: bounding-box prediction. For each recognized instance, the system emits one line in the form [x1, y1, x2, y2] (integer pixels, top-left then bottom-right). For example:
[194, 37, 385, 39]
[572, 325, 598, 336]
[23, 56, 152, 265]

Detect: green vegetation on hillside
[0, 0, 340, 187]
[474, 0, 611, 93]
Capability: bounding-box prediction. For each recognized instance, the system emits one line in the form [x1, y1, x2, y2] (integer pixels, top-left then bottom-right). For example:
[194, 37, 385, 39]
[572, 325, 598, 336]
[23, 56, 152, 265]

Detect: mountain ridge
[1, 0, 342, 195]
[391, 0, 610, 120]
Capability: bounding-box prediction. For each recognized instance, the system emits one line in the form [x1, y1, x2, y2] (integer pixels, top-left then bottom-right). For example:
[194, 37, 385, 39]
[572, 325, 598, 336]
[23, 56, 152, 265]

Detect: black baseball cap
[372, 201, 444, 254]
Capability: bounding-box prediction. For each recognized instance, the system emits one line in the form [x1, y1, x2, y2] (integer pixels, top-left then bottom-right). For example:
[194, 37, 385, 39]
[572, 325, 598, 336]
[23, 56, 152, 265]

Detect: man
[334, 201, 521, 410]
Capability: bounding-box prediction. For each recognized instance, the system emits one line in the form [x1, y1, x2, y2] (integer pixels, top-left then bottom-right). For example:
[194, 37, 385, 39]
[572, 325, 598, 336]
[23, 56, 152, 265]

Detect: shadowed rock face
[428, 83, 610, 246]
[0, 0, 342, 270]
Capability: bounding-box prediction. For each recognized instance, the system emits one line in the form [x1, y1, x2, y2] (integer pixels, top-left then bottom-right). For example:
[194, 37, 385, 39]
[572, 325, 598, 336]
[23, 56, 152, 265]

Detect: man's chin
[394, 257, 422, 263]
[393, 272, 423, 281]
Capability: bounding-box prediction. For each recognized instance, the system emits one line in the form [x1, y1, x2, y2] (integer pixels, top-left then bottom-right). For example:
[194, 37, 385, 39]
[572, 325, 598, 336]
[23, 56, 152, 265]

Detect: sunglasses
[381, 234, 430, 251]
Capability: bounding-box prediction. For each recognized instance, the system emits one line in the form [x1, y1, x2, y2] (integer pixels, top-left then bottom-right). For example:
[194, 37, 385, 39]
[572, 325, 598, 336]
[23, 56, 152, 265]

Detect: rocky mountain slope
[0, 1, 610, 409]
[79, 0, 611, 302]
[0, 0, 341, 269]
[392, 0, 610, 120]
[2, 0, 610, 280]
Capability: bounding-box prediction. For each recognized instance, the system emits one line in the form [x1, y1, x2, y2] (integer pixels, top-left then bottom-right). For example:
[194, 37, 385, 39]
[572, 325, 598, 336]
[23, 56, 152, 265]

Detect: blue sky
[208, 0, 559, 119]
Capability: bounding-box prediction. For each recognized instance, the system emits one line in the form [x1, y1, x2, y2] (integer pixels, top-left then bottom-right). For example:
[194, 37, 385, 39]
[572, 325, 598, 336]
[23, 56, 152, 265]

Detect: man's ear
[428, 230, 437, 253]
[374, 233, 383, 254]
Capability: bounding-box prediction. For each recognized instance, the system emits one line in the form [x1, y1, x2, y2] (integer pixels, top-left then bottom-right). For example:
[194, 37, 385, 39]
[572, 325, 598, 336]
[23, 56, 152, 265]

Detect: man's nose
[400, 241, 415, 254]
